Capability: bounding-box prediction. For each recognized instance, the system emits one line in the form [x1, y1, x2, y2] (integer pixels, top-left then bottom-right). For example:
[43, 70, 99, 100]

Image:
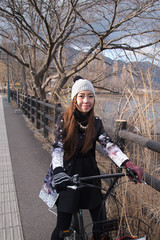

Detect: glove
[125, 161, 143, 183]
[53, 167, 70, 193]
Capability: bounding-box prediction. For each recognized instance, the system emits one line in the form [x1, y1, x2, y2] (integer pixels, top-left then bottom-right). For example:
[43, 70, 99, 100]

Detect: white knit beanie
[71, 79, 95, 100]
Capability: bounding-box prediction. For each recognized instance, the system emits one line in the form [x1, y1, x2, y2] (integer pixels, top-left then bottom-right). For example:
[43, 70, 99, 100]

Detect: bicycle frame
[61, 171, 151, 240]
[72, 209, 86, 240]
[62, 172, 125, 240]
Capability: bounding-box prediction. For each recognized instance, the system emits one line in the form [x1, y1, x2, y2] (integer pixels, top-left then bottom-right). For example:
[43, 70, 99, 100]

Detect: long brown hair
[62, 97, 95, 160]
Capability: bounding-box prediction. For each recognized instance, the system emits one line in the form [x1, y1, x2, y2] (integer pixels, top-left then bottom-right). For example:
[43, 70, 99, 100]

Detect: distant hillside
[104, 56, 160, 89]
[64, 46, 160, 89]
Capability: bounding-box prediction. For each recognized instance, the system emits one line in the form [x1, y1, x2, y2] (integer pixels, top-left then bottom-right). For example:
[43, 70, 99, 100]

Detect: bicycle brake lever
[67, 174, 81, 190]
[142, 180, 147, 184]
[70, 174, 80, 185]
[126, 168, 147, 184]
[126, 168, 138, 183]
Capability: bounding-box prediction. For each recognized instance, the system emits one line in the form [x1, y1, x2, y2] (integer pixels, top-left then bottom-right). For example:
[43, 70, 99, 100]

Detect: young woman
[51, 77, 143, 240]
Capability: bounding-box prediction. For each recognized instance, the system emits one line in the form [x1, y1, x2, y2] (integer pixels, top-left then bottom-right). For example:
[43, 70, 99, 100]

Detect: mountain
[103, 56, 160, 89]
[65, 46, 160, 89]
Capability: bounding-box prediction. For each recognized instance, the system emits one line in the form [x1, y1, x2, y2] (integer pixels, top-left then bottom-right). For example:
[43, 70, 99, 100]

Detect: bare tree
[0, 0, 160, 100]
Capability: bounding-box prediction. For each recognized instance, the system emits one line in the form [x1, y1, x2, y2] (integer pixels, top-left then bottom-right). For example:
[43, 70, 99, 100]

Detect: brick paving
[0, 95, 24, 240]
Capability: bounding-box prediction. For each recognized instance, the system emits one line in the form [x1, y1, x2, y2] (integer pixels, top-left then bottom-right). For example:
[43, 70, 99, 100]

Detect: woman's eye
[77, 94, 94, 98]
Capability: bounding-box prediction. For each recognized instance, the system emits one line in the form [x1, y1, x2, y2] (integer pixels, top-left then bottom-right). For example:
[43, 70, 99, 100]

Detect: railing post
[114, 120, 127, 151]
[44, 100, 48, 138]
[10, 90, 13, 100]
[17, 89, 20, 109]
[36, 98, 40, 129]
[11, 90, 13, 101]
[24, 94, 27, 115]
[11, 90, 14, 102]
[22, 93, 25, 113]
[31, 96, 35, 123]
[15, 90, 17, 103]
[19, 92, 22, 109]
[18, 93, 21, 109]
[27, 95, 30, 118]
[55, 103, 61, 123]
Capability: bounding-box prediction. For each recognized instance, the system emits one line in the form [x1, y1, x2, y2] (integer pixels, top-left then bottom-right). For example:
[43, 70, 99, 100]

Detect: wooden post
[17, 89, 20, 109]
[27, 95, 30, 118]
[31, 96, 35, 123]
[19, 93, 22, 109]
[44, 100, 48, 137]
[55, 103, 61, 123]
[24, 94, 27, 115]
[36, 98, 40, 129]
[114, 119, 127, 151]
[23, 93, 26, 113]
[10, 90, 13, 100]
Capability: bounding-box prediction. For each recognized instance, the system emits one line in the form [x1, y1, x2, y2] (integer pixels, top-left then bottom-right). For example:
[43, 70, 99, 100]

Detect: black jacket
[52, 115, 128, 213]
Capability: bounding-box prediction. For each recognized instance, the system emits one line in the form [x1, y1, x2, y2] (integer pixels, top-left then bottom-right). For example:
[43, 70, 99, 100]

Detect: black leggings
[51, 204, 106, 240]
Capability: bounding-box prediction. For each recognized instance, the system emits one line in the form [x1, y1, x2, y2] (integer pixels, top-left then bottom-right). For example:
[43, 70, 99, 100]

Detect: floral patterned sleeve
[97, 118, 129, 168]
[51, 115, 64, 170]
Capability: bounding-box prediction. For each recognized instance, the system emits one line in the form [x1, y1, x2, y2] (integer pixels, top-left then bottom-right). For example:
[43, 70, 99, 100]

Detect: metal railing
[11, 90, 62, 137]
[10, 90, 160, 192]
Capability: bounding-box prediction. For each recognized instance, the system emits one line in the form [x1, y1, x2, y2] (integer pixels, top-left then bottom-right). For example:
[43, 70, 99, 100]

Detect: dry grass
[96, 151, 160, 239]
[95, 70, 160, 239]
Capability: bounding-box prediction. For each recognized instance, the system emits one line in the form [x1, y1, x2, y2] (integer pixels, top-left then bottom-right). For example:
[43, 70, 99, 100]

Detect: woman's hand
[125, 161, 143, 183]
[53, 167, 70, 193]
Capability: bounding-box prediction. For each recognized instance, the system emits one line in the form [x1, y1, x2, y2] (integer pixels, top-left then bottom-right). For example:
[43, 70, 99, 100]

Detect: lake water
[95, 94, 160, 134]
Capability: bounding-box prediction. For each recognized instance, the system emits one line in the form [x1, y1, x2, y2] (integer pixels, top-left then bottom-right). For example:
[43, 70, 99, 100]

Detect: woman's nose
[83, 96, 89, 102]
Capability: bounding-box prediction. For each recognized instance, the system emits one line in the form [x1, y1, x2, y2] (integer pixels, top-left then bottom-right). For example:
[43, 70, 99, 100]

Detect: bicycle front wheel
[105, 192, 122, 220]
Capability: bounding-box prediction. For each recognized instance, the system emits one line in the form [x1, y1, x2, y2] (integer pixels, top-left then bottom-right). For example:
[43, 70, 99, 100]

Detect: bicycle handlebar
[69, 168, 139, 186]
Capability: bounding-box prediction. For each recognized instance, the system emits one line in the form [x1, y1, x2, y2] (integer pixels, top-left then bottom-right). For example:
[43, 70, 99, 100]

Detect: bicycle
[59, 168, 152, 240]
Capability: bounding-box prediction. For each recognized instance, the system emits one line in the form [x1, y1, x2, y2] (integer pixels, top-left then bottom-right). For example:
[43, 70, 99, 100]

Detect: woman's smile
[76, 90, 95, 114]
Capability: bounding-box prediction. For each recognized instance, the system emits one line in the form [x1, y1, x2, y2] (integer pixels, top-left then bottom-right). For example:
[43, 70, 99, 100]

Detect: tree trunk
[32, 73, 47, 100]
[50, 75, 68, 103]
[35, 85, 46, 100]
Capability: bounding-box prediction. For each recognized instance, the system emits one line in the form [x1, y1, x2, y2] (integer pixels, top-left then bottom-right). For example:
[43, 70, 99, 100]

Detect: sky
[103, 40, 160, 66]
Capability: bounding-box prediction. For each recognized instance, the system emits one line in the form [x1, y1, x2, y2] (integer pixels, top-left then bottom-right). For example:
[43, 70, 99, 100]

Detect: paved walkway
[0, 95, 24, 240]
[0, 95, 57, 240]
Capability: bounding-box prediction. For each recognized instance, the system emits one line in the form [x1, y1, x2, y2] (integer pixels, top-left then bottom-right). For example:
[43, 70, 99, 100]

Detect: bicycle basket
[117, 237, 136, 240]
[84, 216, 152, 240]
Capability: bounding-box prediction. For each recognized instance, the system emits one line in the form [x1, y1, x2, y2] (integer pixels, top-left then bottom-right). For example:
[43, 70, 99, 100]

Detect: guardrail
[11, 90, 62, 137]
[10, 90, 160, 192]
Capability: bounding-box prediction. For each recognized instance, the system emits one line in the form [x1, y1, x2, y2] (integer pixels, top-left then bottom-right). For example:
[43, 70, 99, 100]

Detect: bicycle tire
[102, 185, 151, 239]
[104, 192, 122, 220]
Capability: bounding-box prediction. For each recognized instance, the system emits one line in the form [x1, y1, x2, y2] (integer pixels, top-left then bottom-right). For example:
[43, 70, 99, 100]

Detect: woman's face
[76, 90, 95, 114]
